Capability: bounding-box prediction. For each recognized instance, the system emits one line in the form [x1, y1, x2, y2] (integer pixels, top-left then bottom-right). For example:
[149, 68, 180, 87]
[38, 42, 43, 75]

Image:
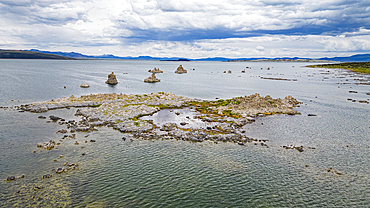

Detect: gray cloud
[111, 0, 370, 43]
[0, 0, 88, 25]
[0, 0, 369, 58]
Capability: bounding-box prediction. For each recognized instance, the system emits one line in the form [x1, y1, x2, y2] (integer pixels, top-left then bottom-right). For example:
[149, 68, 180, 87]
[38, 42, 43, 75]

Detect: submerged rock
[56, 164, 78, 173]
[6, 176, 16, 181]
[327, 167, 344, 175]
[175, 65, 187, 74]
[144, 73, 161, 83]
[282, 145, 304, 152]
[57, 129, 68, 134]
[56, 167, 65, 174]
[37, 140, 55, 150]
[33, 186, 42, 191]
[49, 115, 62, 121]
[42, 174, 53, 179]
[105, 72, 118, 85]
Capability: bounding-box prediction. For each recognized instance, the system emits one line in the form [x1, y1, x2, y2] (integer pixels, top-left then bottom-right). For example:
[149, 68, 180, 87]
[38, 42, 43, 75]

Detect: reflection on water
[0, 60, 369, 207]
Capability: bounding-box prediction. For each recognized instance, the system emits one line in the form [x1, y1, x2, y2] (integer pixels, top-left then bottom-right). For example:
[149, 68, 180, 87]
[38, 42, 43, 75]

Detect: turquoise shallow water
[0, 59, 369, 207]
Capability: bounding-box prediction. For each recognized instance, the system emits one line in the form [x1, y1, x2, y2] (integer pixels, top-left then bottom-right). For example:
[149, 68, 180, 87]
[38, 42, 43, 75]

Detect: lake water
[0, 59, 369, 207]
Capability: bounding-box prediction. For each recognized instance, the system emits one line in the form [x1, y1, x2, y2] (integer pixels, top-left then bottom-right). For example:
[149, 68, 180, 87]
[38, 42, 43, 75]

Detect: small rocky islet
[105, 72, 118, 85]
[148, 67, 163, 73]
[175, 65, 187, 73]
[144, 73, 160, 83]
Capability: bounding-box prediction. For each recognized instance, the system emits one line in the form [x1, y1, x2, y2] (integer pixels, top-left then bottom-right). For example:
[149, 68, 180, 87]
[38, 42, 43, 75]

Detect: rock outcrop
[175, 65, 187, 74]
[148, 67, 163, 73]
[80, 82, 89, 88]
[105, 72, 118, 85]
[209, 93, 301, 116]
[144, 73, 160, 83]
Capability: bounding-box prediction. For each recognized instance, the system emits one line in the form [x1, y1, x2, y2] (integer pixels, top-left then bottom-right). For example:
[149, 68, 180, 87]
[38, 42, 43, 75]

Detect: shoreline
[307, 62, 370, 74]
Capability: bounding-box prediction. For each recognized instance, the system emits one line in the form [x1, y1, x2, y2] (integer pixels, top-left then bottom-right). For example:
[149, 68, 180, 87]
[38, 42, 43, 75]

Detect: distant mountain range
[26, 50, 315, 61]
[318, 54, 370, 62]
[1, 49, 370, 62]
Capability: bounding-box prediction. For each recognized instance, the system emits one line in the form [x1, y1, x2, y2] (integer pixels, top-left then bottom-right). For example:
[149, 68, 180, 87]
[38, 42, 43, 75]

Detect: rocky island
[4, 92, 302, 185]
[144, 73, 161, 83]
[80, 82, 89, 88]
[175, 65, 187, 73]
[105, 72, 118, 85]
[18, 92, 300, 145]
[148, 67, 163, 73]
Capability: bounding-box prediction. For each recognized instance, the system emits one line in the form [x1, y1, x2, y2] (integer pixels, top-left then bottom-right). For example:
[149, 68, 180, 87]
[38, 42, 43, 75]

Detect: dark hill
[0, 50, 75, 60]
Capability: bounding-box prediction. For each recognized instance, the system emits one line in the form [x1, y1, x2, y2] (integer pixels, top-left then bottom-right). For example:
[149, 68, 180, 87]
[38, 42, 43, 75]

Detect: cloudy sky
[1, 0, 370, 58]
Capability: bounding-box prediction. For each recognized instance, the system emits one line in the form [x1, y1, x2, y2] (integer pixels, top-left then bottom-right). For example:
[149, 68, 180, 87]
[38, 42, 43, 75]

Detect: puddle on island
[140, 108, 217, 130]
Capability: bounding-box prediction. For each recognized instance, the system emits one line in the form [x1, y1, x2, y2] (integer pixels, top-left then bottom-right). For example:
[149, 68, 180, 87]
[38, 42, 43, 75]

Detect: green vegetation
[215, 99, 232, 106]
[308, 62, 370, 74]
[215, 99, 241, 106]
[186, 99, 243, 119]
[222, 110, 241, 118]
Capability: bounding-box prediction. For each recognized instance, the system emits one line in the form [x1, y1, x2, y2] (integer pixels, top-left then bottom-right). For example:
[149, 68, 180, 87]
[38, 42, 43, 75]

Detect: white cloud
[0, 0, 370, 58]
[256, 46, 265, 51]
